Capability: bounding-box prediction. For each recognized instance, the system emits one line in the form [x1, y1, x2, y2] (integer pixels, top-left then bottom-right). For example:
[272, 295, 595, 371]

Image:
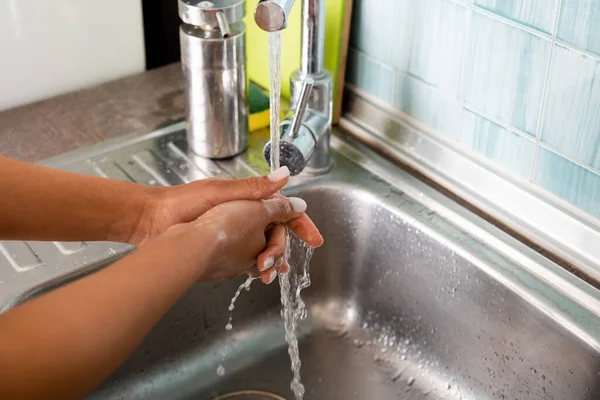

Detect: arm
[0, 156, 148, 243]
[0, 156, 324, 248]
[0, 196, 306, 399]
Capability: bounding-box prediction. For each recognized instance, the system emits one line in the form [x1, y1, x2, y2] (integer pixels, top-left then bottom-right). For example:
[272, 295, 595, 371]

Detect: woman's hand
[154, 196, 307, 284]
[132, 167, 323, 250]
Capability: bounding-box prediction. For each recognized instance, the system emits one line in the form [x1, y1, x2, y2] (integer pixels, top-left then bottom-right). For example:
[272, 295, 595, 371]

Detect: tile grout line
[530, 0, 563, 183]
[554, 38, 600, 63]
[349, 46, 395, 75]
[463, 106, 536, 143]
[539, 143, 600, 179]
[469, 5, 553, 39]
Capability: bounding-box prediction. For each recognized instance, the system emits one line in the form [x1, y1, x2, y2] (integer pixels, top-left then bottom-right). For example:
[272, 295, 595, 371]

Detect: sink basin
[4, 124, 600, 399]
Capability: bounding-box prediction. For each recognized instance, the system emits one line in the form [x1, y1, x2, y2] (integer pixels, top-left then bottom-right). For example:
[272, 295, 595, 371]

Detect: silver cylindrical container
[179, 0, 247, 159]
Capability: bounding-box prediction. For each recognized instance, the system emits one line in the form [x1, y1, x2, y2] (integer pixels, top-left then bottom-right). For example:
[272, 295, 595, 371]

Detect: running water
[268, 31, 282, 170]
[267, 29, 315, 400]
[214, 29, 314, 399]
[279, 232, 314, 400]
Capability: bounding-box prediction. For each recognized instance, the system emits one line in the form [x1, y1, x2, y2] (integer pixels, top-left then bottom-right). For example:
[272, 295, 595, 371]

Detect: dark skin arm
[0, 156, 323, 282]
[0, 156, 323, 246]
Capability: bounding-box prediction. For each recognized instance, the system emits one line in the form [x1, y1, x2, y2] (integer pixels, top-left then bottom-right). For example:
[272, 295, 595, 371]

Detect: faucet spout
[254, 0, 296, 32]
[255, 0, 324, 76]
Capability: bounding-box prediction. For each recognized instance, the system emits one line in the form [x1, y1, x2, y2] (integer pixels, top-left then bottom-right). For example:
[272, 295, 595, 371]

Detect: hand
[130, 166, 324, 249]
[160, 196, 307, 284]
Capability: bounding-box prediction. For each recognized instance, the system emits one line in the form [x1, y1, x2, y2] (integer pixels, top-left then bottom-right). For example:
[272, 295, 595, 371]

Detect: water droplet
[407, 376, 415, 386]
[216, 365, 225, 376]
[225, 323, 232, 331]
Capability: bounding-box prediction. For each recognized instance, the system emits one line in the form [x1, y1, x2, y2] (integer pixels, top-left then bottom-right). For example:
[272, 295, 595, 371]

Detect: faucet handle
[288, 77, 314, 139]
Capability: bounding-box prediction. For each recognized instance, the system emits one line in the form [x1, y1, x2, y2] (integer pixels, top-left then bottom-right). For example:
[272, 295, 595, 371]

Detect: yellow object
[244, 1, 346, 102]
[249, 108, 271, 132]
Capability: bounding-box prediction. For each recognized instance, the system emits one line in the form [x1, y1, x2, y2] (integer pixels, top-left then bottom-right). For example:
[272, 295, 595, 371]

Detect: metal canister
[179, 0, 247, 159]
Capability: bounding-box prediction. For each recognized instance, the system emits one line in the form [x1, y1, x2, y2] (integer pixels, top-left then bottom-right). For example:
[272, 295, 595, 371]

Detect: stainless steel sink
[3, 122, 600, 399]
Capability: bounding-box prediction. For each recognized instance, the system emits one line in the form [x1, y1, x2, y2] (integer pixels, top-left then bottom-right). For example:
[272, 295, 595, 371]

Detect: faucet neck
[300, 0, 325, 76]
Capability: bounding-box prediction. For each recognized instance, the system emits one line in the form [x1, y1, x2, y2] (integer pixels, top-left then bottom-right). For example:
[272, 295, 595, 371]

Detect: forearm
[0, 156, 150, 243]
[0, 227, 212, 399]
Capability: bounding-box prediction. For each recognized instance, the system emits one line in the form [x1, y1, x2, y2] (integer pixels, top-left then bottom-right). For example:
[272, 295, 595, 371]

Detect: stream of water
[268, 30, 314, 400]
[218, 30, 313, 400]
[268, 31, 282, 171]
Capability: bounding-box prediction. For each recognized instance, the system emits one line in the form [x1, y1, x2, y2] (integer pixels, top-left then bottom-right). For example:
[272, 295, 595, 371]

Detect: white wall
[0, 0, 145, 111]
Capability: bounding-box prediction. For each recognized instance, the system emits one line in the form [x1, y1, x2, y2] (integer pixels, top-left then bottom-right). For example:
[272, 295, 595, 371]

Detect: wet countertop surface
[0, 63, 185, 163]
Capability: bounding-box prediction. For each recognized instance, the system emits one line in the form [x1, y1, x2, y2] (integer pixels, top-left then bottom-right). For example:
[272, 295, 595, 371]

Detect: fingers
[269, 193, 323, 248]
[257, 224, 287, 272]
[210, 166, 290, 204]
[287, 214, 324, 248]
[262, 197, 307, 224]
[257, 224, 287, 284]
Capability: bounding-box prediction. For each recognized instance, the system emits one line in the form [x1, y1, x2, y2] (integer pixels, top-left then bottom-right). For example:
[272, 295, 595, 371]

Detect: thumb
[217, 166, 290, 201]
[262, 196, 307, 224]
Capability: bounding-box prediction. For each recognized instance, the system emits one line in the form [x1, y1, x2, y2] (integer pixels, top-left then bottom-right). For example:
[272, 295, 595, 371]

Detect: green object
[248, 83, 270, 114]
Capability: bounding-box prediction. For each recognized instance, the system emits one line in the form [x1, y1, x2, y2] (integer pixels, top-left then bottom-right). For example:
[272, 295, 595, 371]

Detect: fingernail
[289, 197, 307, 213]
[267, 166, 290, 182]
[266, 268, 278, 284]
[259, 256, 274, 272]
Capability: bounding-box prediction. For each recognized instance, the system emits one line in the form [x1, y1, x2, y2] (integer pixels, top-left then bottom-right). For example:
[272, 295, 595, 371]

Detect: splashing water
[268, 31, 282, 170]
[226, 276, 255, 330]
[217, 276, 256, 376]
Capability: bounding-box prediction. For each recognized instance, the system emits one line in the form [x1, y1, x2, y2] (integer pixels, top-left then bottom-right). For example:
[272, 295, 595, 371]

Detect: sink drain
[213, 390, 287, 400]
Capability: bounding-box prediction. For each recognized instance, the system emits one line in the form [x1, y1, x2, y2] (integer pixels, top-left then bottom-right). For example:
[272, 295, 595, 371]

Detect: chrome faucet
[255, 0, 333, 175]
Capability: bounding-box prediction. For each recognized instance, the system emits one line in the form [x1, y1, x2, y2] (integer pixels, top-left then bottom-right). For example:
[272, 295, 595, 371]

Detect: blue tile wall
[395, 72, 463, 139]
[346, 49, 395, 104]
[475, 0, 558, 33]
[535, 147, 600, 217]
[462, 11, 549, 136]
[347, 0, 600, 220]
[461, 109, 536, 179]
[541, 45, 600, 171]
[408, 0, 467, 96]
[558, 0, 600, 56]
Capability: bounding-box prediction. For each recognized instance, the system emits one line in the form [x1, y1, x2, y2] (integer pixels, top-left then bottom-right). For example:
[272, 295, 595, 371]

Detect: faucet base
[301, 161, 334, 176]
[289, 69, 333, 174]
